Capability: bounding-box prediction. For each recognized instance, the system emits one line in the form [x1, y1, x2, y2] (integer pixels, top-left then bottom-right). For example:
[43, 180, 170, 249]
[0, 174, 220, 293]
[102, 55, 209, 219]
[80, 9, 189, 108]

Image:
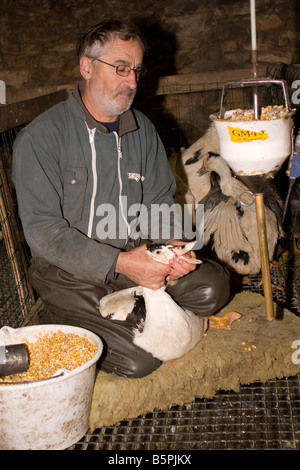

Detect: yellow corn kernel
[225, 105, 291, 122]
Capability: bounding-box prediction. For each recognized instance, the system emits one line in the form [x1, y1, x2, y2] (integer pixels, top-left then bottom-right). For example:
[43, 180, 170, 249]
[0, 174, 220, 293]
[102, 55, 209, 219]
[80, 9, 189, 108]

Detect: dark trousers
[29, 257, 230, 378]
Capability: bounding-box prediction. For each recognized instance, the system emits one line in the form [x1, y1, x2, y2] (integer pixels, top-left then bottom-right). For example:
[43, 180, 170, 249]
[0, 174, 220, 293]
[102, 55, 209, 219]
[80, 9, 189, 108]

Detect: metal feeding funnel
[209, 0, 296, 321]
[210, 0, 295, 193]
[211, 78, 295, 193]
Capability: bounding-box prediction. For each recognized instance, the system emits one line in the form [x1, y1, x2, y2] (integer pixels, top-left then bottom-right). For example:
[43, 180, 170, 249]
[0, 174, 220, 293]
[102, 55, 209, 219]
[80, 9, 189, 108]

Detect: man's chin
[118, 100, 134, 114]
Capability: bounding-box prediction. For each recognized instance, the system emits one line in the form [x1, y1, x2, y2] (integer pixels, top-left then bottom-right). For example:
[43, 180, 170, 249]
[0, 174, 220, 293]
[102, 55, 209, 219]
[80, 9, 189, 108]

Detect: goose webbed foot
[208, 311, 241, 330]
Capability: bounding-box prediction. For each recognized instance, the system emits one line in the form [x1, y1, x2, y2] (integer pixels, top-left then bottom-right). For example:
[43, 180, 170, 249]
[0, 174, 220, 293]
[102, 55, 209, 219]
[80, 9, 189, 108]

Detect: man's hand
[115, 244, 171, 289]
[115, 240, 198, 288]
[165, 239, 197, 282]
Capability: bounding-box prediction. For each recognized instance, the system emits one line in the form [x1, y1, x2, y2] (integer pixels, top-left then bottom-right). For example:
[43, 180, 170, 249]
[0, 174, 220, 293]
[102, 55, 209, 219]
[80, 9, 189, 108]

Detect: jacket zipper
[87, 127, 97, 238]
[114, 131, 130, 241]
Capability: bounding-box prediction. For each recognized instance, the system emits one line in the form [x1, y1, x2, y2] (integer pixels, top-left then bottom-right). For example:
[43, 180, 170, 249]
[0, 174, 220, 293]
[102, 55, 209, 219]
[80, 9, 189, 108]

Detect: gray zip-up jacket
[12, 85, 182, 285]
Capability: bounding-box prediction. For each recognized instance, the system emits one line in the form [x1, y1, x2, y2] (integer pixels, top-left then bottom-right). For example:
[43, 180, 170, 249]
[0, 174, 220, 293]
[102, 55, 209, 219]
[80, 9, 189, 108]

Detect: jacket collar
[72, 82, 139, 137]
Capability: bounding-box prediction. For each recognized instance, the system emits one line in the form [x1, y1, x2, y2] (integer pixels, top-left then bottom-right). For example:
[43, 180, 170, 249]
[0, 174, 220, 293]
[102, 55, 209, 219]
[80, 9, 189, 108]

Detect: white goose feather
[200, 154, 279, 274]
[133, 285, 207, 361]
[99, 241, 207, 361]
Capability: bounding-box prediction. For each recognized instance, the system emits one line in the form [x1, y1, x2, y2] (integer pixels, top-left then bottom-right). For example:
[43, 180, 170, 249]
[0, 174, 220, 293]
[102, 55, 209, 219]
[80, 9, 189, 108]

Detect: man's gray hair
[76, 19, 147, 60]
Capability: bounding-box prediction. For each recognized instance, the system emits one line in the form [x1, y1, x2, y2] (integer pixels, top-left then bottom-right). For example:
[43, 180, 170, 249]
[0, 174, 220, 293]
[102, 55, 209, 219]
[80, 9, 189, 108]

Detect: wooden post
[254, 193, 275, 321]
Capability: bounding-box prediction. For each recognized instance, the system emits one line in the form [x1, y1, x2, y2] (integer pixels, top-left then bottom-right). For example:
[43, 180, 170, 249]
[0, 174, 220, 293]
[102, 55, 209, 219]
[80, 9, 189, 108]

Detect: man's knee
[200, 281, 230, 314]
[204, 260, 231, 312]
[122, 351, 161, 379]
[167, 259, 230, 316]
[101, 343, 161, 378]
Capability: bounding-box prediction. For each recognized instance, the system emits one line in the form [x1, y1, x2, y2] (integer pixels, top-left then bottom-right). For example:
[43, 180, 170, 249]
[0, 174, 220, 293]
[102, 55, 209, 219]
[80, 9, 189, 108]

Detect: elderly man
[12, 19, 230, 378]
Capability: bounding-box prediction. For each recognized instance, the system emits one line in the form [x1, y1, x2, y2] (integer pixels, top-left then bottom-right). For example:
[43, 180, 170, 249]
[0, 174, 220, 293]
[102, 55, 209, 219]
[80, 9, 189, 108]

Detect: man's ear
[79, 56, 92, 79]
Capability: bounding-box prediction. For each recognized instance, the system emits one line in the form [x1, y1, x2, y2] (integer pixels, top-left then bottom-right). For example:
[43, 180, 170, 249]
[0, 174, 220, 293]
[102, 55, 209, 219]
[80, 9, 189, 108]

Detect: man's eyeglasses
[90, 57, 146, 80]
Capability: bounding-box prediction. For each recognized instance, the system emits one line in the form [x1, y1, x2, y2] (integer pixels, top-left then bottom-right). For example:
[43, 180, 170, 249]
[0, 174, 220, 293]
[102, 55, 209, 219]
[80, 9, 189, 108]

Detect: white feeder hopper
[212, 112, 294, 177]
[211, 78, 295, 193]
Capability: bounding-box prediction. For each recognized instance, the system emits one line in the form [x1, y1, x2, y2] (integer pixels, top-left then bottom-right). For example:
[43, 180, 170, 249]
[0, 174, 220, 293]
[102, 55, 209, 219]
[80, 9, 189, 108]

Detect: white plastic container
[0, 324, 103, 450]
[212, 111, 294, 176]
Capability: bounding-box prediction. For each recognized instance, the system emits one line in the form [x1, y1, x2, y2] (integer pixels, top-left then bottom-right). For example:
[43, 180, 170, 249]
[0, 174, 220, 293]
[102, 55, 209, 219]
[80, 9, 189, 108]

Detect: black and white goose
[99, 241, 208, 362]
[198, 153, 283, 275]
[175, 123, 288, 276]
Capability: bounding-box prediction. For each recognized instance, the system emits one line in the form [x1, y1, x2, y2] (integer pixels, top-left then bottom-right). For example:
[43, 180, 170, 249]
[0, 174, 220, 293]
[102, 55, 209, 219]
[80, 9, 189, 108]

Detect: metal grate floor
[68, 374, 300, 450]
[229, 249, 300, 318]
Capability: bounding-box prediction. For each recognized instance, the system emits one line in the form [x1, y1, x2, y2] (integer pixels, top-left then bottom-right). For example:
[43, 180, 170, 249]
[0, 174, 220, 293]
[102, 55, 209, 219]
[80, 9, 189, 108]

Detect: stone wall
[0, 0, 299, 148]
[1, 0, 299, 100]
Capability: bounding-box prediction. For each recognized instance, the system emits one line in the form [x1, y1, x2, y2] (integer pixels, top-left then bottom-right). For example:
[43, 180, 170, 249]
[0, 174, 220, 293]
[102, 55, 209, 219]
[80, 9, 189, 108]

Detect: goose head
[197, 153, 249, 200]
[146, 241, 201, 264]
[197, 152, 232, 180]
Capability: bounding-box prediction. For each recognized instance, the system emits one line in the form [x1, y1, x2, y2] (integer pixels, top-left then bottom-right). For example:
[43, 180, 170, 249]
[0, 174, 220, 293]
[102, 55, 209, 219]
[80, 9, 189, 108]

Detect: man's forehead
[103, 37, 144, 62]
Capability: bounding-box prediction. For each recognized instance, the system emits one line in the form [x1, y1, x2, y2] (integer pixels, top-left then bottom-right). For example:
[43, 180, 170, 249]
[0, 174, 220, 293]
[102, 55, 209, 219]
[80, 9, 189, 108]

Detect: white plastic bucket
[0, 324, 103, 450]
[212, 111, 294, 176]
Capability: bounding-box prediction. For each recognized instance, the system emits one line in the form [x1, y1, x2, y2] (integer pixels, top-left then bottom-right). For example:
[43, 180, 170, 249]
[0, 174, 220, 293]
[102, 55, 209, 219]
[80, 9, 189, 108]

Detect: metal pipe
[250, 0, 257, 51]
[250, 0, 259, 117]
[254, 193, 275, 321]
[253, 84, 259, 120]
[0, 343, 29, 377]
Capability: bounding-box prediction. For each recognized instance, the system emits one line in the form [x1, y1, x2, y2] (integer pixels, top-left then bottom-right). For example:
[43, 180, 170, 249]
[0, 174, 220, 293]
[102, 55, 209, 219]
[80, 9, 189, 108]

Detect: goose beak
[168, 241, 202, 264]
[169, 240, 196, 256]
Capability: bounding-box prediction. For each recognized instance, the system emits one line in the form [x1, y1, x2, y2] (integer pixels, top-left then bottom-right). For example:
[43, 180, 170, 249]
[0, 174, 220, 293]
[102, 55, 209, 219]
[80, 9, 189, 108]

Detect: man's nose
[126, 69, 138, 87]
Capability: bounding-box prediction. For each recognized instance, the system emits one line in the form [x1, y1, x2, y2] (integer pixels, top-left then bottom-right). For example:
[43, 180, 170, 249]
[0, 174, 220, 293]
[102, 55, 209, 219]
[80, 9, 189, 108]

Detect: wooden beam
[0, 89, 69, 133]
[155, 69, 255, 95]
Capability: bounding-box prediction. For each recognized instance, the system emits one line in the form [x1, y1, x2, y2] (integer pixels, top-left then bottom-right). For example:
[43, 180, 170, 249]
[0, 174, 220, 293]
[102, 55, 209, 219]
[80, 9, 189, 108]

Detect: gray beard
[105, 88, 136, 117]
